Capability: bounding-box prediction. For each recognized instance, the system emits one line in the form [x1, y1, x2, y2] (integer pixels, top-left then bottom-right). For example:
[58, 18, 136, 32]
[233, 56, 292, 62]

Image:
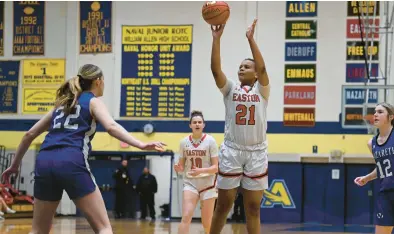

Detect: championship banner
[286, 1, 317, 17]
[22, 59, 65, 85]
[79, 1, 112, 54]
[344, 107, 374, 126]
[22, 88, 57, 114]
[0, 2, 4, 56]
[284, 86, 316, 105]
[345, 88, 378, 105]
[120, 25, 192, 119]
[13, 1, 45, 56]
[0, 61, 20, 114]
[347, 18, 379, 39]
[346, 63, 379, 83]
[285, 42, 317, 61]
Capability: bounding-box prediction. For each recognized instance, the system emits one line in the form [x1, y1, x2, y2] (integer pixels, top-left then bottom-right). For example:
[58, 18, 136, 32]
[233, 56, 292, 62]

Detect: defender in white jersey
[209, 19, 270, 234]
[174, 111, 219, 234]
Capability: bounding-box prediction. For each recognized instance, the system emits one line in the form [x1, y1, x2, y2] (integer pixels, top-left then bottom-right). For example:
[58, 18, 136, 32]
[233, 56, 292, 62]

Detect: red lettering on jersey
[232, 93, 260, 103]
[185, 150, 207, 156]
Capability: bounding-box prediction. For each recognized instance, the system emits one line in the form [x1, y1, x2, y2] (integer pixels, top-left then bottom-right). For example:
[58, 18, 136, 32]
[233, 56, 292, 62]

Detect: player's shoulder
[180, 135, 190, 145]
[204, 134, 217, 143]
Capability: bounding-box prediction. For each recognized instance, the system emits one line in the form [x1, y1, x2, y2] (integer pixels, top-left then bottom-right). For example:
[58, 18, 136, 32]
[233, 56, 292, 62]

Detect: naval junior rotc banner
[286, 1, 317, 17]
[13, 1, 45, 56]
[285, 20, 317, 40]
[79, 1, 112, 54]
[0, 2, 4, 56]
[22, 59, 65, 85]
[120, 25, 192, 119]
[347, 1, 379, 17]
[346, 41, 379, 61]
[0, 61, 20, 114]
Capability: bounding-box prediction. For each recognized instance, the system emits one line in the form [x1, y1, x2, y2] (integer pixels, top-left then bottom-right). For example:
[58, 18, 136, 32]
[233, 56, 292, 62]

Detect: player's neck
[191, 132, 203, 140]
[379, 125, 393, 138]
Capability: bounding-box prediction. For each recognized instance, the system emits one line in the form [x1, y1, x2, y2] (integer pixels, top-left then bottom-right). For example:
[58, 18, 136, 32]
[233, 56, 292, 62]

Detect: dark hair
[244, 58, 255, 63]
[377, 102, 394, 126]
[189, 110, 204, 123]
[55, 64, 103, 114]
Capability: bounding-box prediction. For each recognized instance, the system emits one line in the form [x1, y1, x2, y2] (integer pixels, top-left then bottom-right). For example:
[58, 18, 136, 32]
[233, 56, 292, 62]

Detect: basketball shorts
[34, 147, 97, 201]
[183, 175, 218, 200]
[217, 142, 268, 191]
[375, 190, 394, 226]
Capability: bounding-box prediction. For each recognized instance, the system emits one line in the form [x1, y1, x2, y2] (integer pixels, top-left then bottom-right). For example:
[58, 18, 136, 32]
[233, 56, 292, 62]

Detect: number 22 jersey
[373, 128, 394, 192]
[40, 92, 97, 155]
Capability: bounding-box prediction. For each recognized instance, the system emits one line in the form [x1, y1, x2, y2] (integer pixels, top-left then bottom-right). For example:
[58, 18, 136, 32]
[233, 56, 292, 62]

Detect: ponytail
[54, 76, 82, 115]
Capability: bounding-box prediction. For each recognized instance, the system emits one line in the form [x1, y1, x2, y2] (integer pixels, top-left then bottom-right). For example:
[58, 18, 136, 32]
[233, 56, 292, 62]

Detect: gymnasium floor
[0, 217, 377, 234]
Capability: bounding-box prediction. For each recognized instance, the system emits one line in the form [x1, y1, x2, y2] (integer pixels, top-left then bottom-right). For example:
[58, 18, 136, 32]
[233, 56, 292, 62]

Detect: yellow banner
[122, 25, 193, 45]
[23, 59, 65, 85]
[23, 88, 57, 114]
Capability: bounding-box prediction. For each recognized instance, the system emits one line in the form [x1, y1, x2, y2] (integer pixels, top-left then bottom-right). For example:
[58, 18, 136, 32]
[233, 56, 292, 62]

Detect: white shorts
[183, 175, 218, 200]
[217, 142, 268, 191]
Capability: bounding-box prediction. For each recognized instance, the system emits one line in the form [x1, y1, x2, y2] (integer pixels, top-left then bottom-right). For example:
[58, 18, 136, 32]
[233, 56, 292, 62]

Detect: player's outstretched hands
[142, 141, 167, 152]
[246, 18, 257, 40]
[354, 176, 369, 186]
[174, 163, 184, 173]
[211, 24, 225, 39]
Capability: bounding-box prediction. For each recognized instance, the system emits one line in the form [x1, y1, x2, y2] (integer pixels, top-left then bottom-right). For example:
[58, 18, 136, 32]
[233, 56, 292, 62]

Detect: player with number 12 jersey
[354, 102, 394, 232]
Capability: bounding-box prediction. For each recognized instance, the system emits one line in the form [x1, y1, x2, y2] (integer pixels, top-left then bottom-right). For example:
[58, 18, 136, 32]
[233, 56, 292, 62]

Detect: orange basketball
[202, 1, 230, 25]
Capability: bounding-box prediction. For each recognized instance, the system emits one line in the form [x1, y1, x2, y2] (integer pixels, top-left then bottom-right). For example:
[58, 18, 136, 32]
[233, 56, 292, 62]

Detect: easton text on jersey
[233, 93, 260, 102]
[185, 150, 206, 156]
[374, 147, 394, 159]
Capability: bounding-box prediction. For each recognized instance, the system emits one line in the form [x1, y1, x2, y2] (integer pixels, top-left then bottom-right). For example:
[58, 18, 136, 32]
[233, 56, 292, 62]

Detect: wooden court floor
[0, 217, 377, 234]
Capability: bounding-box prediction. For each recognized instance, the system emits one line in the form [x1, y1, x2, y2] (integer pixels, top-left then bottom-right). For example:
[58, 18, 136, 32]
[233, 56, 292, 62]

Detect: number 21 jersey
[373, 129, 394, 192]
[40, 92, 97, 154]
[220, 79, 269, 148]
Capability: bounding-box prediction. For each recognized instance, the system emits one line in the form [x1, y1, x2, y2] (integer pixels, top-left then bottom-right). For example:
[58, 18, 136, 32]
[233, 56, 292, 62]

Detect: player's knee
[245, 202, 260, 217]
[215, 199, 233, 213]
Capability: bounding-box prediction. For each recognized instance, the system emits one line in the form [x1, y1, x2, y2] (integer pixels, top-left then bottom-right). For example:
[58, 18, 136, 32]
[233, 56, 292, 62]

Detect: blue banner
[346, 63, 379, 83]
[286, 1, 318, 17]
[120, 25, 192, 119]
[345, 88, 378, 105]
[79, 1, 112, 54]
[13, 1, 45, 56]
[285, 42, 317, 61]
[0, 2, 3, 56]
[0, 61, 20, 113]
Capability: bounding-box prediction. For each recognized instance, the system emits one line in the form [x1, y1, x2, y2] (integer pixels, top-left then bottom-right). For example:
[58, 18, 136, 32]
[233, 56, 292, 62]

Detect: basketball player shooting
[209, 19, 270, 234]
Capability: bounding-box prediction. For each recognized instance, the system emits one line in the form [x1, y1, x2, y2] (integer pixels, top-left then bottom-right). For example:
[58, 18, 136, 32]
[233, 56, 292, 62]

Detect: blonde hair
[377, 102, 394, 126]
[189, 110, 204, 123]
[55, 64, 103, 114]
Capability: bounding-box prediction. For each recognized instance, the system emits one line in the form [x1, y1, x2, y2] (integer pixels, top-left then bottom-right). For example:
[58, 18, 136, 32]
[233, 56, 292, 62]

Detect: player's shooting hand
[211, 24, 225, 39]
[354, 176, 369, 186]
[246, 18, 257, 40]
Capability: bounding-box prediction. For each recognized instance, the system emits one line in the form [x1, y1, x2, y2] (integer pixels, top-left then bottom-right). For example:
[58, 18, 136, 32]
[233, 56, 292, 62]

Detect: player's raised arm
[211, 24, 227, 89]
[246, 19, 270, 90]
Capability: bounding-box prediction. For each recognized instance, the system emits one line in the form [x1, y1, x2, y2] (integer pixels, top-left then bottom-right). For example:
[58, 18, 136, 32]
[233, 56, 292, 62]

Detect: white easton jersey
[220, 79, 270, 149]
[179, 134, 218, 179]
